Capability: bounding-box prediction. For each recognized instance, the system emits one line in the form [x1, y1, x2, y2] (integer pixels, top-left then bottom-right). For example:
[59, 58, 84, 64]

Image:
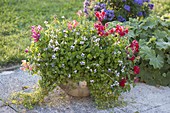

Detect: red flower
[134, 66, 140, 74]
[95, 11, 105, 22]
[115, 25, 128, 37]
[129, 56, 135, 61]
[119, 78, 127, 87]
[130, 40, 139, 53]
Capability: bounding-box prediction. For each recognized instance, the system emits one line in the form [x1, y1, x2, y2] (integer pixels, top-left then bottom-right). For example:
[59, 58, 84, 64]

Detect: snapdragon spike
[31, 25, 42, 42]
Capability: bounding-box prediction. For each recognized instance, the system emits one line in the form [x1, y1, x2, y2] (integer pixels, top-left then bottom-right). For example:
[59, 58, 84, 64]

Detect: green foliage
[122, 16, 170, 86]
[25, 17, 139, 108]
[0, 0, 83, 67]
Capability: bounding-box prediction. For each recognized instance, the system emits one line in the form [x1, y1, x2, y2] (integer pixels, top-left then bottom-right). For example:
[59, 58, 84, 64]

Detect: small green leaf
[156, 39, 170, 50]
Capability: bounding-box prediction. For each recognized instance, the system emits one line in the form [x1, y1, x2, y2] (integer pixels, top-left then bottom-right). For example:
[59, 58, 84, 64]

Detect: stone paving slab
[0, 69, 170, 113]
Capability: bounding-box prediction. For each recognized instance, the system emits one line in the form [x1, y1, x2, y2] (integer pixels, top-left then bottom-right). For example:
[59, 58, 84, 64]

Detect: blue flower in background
[143, 0, 150, 2]
[104, 9, 115, 21]
[124, 5, 130, 12]
[137, 11, 143, 16]
[134, 0, 143, 6]
[94, 3, 106, 11]
[117, 16, 126, 22]
[148, 4, 154, 10]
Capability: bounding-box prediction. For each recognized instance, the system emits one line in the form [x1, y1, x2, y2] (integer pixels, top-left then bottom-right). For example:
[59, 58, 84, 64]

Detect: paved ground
[0, 69, 170, 113]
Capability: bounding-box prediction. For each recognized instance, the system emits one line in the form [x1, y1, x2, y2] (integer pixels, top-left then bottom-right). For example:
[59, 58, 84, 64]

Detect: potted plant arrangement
[21, 10, 140, 108]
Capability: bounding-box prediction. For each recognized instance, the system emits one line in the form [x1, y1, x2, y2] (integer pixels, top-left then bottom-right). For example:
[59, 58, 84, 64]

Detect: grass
[0, 0, 169, 68]
[0, 0, 83, 67]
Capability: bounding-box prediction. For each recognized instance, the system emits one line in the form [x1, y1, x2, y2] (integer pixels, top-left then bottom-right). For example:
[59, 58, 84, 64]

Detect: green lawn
[0, 0, 83, 67]
[0, 0, 169, 68]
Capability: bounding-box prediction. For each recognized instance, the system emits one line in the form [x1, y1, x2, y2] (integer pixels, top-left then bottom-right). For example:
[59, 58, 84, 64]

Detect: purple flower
[104, 9, 115, 21]
[134, 0, 143, 6]
[122, 0, 126, 2]
[83, 0, 90, 15]
[25, 48, 29, 53]
[83, 8, 88, 14]
[124, 5, 130, 12]
[117, 16, 126, 22]
[137, 11, 143, 16]
[94, 3, 106, 11]
[148, 4, 154, 10]
[143, 0, 150, 2]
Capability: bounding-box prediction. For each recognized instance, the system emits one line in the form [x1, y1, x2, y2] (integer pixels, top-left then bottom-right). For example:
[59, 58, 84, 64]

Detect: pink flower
[68, 20, 79, 30]
[115, 25, 128, 37]
[134, 66, 140, 74]
[31, 25, 42, 42]
[134, 77, 139, 83]
[25, 48, 29, 53]
[77, 10, 83, 17]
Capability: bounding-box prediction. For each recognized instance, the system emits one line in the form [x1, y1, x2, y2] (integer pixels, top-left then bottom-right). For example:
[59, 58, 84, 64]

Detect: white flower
[64, 34, 68, 37]
[63, 30, 67, 33]
[80, 61, 85, 65]
[74, 70, 77, 73]
[90, 80, 94, 83]
[55, 41, 59, 45]
[80, 41, 84, 45]
[117, 51, 121, 54]
[62, 64, 65, 68]
[76, 32, 80, 35]
[45, 63, 48, 66]
[82, 36, 88, 41]
[116, 72, 120, 77]
[96, 64, 99, 67]
[74, 40, 77, 44]
[108, 68, 111, 72]
[94, 69, 97, 73]
[44, 21, 48, 24]
[115, 81, 119, 86]
[121, 69, 125, 73]
[61, 16, 65, 18]
[52, 54, 56, 59]
[53, 47, 60, 51]
[50, 39, 53, 43]
[90, 69, 93, 72]
[86, 66, 90, 69]
[51, 63, 55, 67]
[44, 48, 48, 51]
[70, 45, 75, 50]
[81, 53, 85, 57]
[68, 74, 71, 78]
[113, 51, 117, 55]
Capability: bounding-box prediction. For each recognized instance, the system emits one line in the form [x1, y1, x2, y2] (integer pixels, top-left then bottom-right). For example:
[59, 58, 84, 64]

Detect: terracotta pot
[60, 80, 90, 97]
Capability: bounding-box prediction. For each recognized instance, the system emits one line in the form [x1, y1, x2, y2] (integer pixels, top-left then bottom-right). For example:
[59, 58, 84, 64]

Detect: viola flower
[104, 9, 115, 21]
[94, 3, 106, 11]
[117, 15, 126, 22]
[134, 77, 139, 83]
[137, 11, 143, 16]
[119, 78, 127, 87]
[124, 5, 130, 12]
[134, 66, 140, 74]
[148, 4, 154, 10]
[134, 0, 143, 6]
